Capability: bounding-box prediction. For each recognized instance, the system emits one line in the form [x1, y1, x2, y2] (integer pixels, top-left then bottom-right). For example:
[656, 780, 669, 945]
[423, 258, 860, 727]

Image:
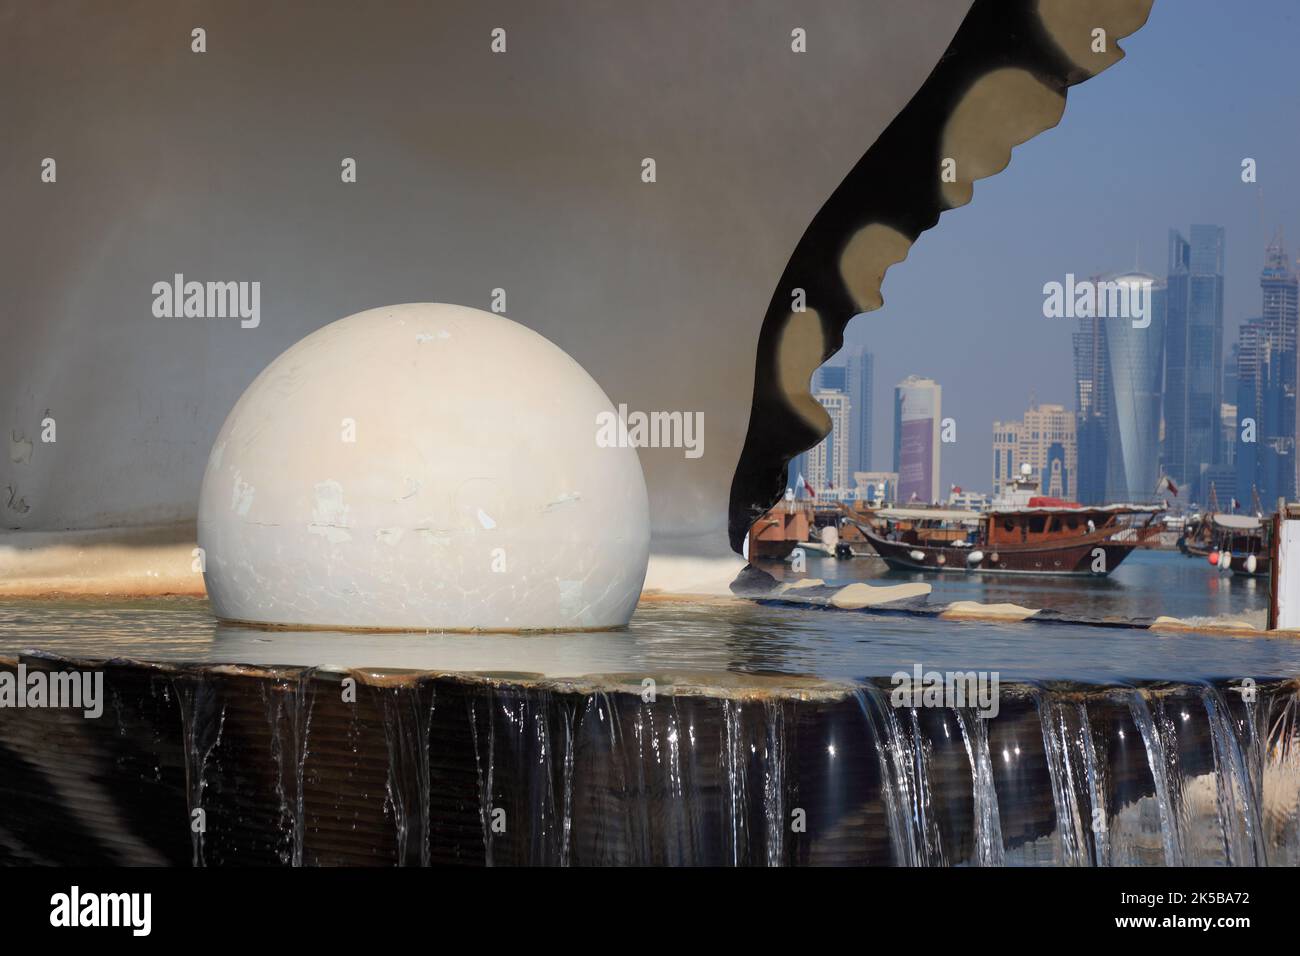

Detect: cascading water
[720, 698, 750, 865]
[854, 684, 945, 865]
[657, 696, 704, 864]
[954, 707, 1004, 867]
[1201, 684, 1266, 865]
[853, 687, 914, 864]
[174, 673, 226, 867]
[374, 680, 435, 867]
[261, 667, 317, 867]
[466, 689, 498, 866]
[1, 655, 1297, 867]
[1035, 691, 1093, 866]
[1126, 690, 1186, 865]
[1076, 706, 1109, 866]
[762, 699, 786, 868]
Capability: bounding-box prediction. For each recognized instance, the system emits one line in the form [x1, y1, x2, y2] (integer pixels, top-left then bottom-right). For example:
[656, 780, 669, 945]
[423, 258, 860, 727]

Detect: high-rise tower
[847, 349, 874, 475]
[1162, 225, 1225, 503]
[893, 376, 942, 503]
[1235, 230, 1298, 507]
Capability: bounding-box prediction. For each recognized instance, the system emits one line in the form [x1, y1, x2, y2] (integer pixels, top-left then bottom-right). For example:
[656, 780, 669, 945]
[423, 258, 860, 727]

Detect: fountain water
[2, 652, 1295, 867]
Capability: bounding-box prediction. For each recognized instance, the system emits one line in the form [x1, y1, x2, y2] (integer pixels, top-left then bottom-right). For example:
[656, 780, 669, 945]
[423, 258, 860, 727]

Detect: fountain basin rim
[7, 651, 1299, 705]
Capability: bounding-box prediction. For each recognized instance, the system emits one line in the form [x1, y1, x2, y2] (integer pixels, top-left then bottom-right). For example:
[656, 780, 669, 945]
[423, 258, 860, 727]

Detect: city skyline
[807, 225, 1295, 508]
[827, 0, 1300, 495]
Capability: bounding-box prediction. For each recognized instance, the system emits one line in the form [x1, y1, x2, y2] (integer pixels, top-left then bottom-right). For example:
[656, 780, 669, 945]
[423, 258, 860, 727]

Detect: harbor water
[1, 549, 1298, 866]
[761, 548, 1268, 624]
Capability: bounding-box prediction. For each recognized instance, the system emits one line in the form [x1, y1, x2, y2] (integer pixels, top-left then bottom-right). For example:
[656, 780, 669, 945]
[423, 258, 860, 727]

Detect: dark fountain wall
[0, 655, 1294, 866]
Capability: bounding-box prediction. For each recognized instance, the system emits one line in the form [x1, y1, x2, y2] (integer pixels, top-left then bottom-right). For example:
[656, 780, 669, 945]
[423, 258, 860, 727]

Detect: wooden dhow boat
[851, 469, 1163, 577]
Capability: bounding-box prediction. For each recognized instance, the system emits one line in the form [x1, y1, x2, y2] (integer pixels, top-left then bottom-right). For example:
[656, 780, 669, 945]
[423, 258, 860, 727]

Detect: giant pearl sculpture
[197, 303, 650, 630]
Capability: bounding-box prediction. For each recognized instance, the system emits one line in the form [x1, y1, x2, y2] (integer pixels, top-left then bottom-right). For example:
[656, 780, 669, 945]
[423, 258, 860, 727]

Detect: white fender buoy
[936, 553, 946, 565]
[1220, 551, 1232, 572]
[908, 550, 926, 562]
[1245, 553, 1257, 574]
[967, 550, 984, 564]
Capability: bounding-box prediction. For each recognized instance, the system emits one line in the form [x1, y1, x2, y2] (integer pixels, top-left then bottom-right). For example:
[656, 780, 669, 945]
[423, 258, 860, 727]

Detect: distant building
[815, 349, 874, 475]
[1073, 308, 1109, 505]
[1234, 230, 1298, 508]
[790, 362, 852, 498]
[1201, 463, 1237, 511]
[1163, 225, 1225, 502]
[948, 489, 990, 511]
[893, 376, 941, 503]
[1072, 271, 1166, 504]
[806, 389, 851, 494]
[847, 349, 874, 474]
[1220, 400, 1237, 469]
[813, 364, 847, 392]
[1223, 341, 1240, 468]
[1105, 272, 1167, 502]
[992, 420, 1023, 496]
[992, 401, 1077, 499]
[853, 470, 897, 503]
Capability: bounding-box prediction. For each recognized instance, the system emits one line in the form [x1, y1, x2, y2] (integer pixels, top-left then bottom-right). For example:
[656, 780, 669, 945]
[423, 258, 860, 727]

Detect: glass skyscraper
[1162, 225, 1225, 503]
[1235, 231, 1297, 509]
[1105, 273, 1167, 502]
[1072, 273, 1166, 504]
[847, 349, 873, 475]
[1073, 307, 1109, 505]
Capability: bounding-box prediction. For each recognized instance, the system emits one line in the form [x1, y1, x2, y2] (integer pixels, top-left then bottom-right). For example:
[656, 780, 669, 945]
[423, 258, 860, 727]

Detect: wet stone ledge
[0, 654, 1296, 866]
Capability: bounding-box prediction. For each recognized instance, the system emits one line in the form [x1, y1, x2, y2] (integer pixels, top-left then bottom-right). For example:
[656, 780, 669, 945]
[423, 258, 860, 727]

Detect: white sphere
[197, 303, 650, 630]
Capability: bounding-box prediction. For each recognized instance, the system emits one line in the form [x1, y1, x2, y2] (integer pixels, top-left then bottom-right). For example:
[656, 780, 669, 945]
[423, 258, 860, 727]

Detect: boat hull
[750, 539, 800, 560]
[1229, 555, 1270, 578]
[863, 531, 1141, 577]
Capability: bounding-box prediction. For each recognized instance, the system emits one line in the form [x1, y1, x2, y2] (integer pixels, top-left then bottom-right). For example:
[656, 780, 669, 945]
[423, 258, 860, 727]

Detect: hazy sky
[836, 0, 1300, 494]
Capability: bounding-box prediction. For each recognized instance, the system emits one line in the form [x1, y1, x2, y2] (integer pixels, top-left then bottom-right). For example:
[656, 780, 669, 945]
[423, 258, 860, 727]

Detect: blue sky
[839, 0, 1300, 493]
